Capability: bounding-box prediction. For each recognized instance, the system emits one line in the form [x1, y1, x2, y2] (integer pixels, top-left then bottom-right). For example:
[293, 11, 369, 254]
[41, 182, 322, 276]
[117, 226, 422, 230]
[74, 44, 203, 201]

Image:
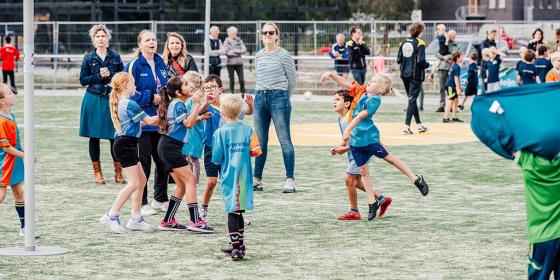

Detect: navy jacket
[397, 37, 429, 81]
[124, 54, 168, 132]
[347, 39, 370, 70]
[79, 49, 124, 96]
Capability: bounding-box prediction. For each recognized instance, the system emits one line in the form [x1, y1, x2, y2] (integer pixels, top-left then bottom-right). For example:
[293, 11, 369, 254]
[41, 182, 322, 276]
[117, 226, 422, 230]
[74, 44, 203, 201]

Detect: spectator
[162, 32, 198, 77]
[347, 26, 370, 85]
[224, 26, 247, 94]
[527, 28, 544, 52]
[0, 35, 20, 89]
[553, 28, 560, 53]
[328, 33, 349, 77]
[478, 29, 497, 65]
[208, 26, 225, 77]
[435, 30, 458, 112]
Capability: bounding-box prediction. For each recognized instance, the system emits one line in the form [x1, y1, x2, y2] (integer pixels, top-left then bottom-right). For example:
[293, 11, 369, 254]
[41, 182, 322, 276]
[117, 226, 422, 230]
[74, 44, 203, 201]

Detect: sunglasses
[203, 85, 220, 91]
[262, 31, 277, 36]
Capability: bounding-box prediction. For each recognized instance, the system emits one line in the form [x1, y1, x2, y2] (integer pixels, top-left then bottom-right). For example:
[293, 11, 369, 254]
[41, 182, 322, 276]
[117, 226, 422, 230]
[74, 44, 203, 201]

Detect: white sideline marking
[36, 185, 524, 217]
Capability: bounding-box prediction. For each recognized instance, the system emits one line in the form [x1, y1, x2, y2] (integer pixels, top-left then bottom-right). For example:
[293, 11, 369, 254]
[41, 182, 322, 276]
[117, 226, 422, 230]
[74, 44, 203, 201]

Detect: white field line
[36, 185, 524, 217]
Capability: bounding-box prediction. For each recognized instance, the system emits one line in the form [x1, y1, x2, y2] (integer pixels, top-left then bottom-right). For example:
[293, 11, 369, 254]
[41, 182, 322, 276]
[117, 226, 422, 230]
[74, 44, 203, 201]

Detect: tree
[349, 0, 415, 20]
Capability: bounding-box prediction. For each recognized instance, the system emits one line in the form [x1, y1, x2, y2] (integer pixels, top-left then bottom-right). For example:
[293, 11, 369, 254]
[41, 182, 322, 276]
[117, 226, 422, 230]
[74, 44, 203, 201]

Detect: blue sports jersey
[349, 94, 381, 147]
[211, 121, 261, 213]
[182, 98, 205, 158]
[467, 62, 479, 89]
[518, 62, 538, 85]
[116, 98, 147, 138]
[445, 63, 461, 88]
[535, 57, 552, 83]
[166, 99, 190, 143]
[486, 56, 502, 83]
[202, 103, 247, 147]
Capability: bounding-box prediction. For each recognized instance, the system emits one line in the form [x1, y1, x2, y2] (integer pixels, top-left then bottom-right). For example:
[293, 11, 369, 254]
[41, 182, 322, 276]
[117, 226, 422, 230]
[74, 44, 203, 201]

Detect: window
[548, 0, 553, 9]
[498, 0, 506, 8]
[539, 0, 544, 9]
[489, 0, 496, 9]
[556, 0, 560, 9]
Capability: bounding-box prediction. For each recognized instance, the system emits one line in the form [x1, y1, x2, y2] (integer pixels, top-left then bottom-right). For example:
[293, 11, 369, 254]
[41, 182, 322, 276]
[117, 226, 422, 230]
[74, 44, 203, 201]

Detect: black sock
[15, 201, 24, 229]
[238, 213, 245, 248]
[202, 204, 208, 210]
[228, 213, 241, 250]
[164, 196, 181, 223]
[350, 208, 359, 213]
[188, 203, 200, 223]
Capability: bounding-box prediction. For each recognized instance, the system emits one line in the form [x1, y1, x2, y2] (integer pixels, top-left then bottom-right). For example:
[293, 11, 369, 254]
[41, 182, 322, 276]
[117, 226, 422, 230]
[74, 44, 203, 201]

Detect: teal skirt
[79, 91, 116, 139]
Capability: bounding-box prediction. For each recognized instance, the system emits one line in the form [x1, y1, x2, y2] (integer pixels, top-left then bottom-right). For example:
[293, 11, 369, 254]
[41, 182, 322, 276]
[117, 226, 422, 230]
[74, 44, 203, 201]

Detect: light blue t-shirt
[202, 103, 247, 148]
[116, 98, 147, 138]
[167, 99, 190, 143]
[349, 94, 381, 147]
[182, 98, 205, 158]
[211, 121, 260, 213]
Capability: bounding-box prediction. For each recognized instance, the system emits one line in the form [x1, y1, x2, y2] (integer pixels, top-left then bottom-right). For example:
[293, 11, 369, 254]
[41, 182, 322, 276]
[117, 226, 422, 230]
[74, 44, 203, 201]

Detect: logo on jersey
[401, 42, 414, 58]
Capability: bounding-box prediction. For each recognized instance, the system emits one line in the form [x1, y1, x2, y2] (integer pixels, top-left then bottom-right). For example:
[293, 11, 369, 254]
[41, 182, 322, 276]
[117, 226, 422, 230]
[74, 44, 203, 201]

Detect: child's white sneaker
[126, 216, 155, 231]
[141, 204, 157, 216]
[100, 213, 126, 234]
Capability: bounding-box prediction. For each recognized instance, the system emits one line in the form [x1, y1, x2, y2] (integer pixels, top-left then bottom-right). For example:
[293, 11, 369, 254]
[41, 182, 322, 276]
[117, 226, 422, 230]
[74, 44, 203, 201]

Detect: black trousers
[209, 64, 221, 77]
[403, 79, 422, 126]
[2, 70, 15, 88]
[227, 65, 245, 93]
[139, 131, 168, 204]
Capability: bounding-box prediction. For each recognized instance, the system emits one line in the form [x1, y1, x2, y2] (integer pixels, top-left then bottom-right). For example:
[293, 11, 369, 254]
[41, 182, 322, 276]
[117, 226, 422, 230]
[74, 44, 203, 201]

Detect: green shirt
[517, 150, 560, 244]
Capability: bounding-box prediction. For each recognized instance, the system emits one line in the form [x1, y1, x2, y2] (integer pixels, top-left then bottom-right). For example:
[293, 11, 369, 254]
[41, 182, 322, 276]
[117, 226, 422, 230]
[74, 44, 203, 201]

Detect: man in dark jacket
[397, 22, 430, 134]
[347, 26, 370, 85]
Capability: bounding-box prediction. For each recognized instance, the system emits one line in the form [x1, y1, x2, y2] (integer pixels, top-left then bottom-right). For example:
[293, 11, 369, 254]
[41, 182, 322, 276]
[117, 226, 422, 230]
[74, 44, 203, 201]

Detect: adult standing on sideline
[0, 36, 20, 90]
[162, 32, 198, 77]
[347, 26, 370, 85]
[527, 28, 544, 52]
[224, 26, 247, 94]
[435, 30, 458, 112]
[208, 26, 225, 77]
[477, 29, 497, 65]
[397, 22, 430, 135]
[328, 33, 349, 77]
[253, 22, 297, 193]
[125, 30, 169, 216]
[79, 24, 125, 185]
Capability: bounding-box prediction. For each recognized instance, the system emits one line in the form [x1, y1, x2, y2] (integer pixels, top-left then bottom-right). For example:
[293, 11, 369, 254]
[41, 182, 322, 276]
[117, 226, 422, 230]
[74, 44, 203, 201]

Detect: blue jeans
[351, 68, 367, 85]
[253, 89, 295, 180]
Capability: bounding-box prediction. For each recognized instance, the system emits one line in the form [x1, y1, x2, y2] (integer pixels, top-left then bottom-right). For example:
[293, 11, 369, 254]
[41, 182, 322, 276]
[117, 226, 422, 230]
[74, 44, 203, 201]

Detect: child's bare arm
[244, 95, 254, 115]
[2, 146, 24, 159]
[320, 71, 353, 90]
[182, 103, 201, 128]
[140, 115, 158, 126]
[454, 76, 462, 94]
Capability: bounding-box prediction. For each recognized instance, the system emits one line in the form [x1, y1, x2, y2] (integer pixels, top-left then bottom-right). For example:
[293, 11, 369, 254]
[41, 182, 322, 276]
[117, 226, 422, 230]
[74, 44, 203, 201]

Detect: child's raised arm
[244, 94, 254, 116]
[320, 71, 353, 90]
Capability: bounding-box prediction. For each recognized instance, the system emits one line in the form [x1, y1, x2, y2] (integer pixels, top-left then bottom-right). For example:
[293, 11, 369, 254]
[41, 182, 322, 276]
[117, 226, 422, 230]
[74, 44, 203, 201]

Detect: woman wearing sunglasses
[253, 22, 297, 193]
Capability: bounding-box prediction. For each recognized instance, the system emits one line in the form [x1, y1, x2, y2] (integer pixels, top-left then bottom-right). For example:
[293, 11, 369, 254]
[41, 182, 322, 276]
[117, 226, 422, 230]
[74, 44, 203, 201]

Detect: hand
[334, 52, 341, 58]
[319, 72, 332, 86]
[442, 55, 449, 61]
[244, 94, 254, 106]
[192, 89, 203, 104]
[358, 35, 364, 44]
[100, 67, 110, 78]
[199, 111, 212, 121]
[427, 75, 434, 84]
[153, 94, 161, 105]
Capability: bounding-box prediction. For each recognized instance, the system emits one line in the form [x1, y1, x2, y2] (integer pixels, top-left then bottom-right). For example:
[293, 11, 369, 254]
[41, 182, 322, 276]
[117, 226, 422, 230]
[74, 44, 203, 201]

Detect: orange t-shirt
[0, 113, 18, 186]
[545, 69, 560, 83]
[347, 81, 368, 122]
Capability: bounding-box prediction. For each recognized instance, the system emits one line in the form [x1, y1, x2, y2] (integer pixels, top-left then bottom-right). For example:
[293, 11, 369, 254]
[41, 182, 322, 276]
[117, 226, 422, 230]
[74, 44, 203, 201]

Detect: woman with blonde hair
[125, 29, 169, 216]
[162, 32, 198, 77]
[79, 24, 125, 185]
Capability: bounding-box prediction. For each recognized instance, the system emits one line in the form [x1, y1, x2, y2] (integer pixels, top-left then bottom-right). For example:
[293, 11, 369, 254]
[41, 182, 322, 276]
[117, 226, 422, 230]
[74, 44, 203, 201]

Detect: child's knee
[358, 165, 369, 177]
[11, 185, 24, 200]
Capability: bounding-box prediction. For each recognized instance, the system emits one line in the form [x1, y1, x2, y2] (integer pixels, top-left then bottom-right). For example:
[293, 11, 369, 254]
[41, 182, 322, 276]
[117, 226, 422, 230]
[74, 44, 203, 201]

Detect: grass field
[0, 94, 528, 279]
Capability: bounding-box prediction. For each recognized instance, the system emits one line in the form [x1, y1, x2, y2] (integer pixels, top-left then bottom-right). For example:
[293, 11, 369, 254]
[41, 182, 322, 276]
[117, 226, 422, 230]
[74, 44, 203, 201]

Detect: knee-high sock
[15, 201, 24, 229]
[228, 213, 241, 250]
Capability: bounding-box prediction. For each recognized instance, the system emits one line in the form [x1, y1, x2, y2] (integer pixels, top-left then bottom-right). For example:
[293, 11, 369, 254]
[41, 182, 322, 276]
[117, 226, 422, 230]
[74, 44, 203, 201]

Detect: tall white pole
[203, 0, 211, 76]
[23, 0, 36, 251]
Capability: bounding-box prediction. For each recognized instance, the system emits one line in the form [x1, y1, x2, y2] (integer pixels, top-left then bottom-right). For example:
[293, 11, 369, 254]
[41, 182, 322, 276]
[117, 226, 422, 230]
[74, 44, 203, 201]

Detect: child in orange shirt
[545, 52, 560, 83]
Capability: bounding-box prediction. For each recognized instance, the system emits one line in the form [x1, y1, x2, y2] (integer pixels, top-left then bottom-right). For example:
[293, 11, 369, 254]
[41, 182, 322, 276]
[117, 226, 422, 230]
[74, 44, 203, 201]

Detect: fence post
[53, 22, 59, 89]
[313, 21, 317, 55]
[256, 20, 261, 51]
[152, 20, 157, 35]
[370, 20, 375, 55]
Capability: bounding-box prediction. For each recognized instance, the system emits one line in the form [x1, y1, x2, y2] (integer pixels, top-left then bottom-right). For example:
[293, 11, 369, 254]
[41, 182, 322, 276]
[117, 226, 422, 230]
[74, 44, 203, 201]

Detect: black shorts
[113, 136, 140, 168]
[203, 145, 221, 178]
[465, 85, 477, 96]
[157, 135, 188, 173]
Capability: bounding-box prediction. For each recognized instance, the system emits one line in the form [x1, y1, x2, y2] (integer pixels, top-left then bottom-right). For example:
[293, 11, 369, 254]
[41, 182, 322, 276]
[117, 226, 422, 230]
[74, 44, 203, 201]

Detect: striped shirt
[255, 47, 297, 96]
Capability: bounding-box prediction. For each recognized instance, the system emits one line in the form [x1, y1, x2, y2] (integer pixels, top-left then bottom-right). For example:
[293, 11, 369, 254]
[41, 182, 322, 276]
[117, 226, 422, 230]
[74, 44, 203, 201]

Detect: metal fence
[2, 20, 560, 90]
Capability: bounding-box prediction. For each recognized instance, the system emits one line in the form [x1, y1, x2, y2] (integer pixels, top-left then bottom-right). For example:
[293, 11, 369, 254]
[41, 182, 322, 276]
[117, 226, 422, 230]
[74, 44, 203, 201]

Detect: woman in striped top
[253, 22, 298, 193]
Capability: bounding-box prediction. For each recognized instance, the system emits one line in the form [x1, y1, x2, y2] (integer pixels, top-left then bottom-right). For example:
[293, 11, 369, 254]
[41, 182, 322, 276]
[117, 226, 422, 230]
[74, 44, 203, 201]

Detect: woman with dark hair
[162, 32, 198, 77]
[527, 28, 545, 52]
[79, 24, 125, 185]
[124, 30, 169, 216]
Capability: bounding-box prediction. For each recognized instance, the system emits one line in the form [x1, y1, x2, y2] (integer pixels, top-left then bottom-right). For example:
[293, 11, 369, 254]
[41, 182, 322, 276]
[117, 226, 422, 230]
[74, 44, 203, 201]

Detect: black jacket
[166, 54, 199, 77]
[347, 39, 370, 70]
[79, 49, 124, 96]
[397, 37, 429, 81]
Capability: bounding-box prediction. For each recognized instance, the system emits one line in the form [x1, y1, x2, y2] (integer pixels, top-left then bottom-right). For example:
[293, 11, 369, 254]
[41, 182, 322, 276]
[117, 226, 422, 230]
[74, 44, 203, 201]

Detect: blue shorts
[528, 238, 560, 280]
[350, 143, 389, 167]
[203, 145, 221, 178]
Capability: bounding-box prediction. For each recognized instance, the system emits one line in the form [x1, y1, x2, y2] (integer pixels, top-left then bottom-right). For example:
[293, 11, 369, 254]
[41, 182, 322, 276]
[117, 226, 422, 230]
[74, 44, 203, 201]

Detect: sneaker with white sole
[253, 178, 263, 191]
[141, 204, 157, 216]
[126, 216, 156, 231]
[100, 213, 126, 234]
[159, 218, 188, 231]
[150, 200, 168, 212]
[187, 220, 215, 234]
[19, 227, 41, 238]
[199, 207, 208, 219]
[282, 178, 296, 193]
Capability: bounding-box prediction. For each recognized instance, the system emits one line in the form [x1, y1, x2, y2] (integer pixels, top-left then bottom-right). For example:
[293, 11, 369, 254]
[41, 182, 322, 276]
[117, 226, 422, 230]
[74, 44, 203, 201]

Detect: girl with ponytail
[100, 72, 159, 234]
[156, 72, 214, 233]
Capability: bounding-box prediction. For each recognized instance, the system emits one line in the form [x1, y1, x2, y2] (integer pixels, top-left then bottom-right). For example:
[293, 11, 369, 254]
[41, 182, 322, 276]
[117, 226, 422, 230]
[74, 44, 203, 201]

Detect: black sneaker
[435, 107, 445, 112]
[403, 128, 413, 135]
[222, 244, 246, 256]
[253, 185, 263, 191]
[414, 175, 429, 196]
[452, 118, 464, 123]
[231, 249, 244, 261]
[442, 118, 451, 123]
[368, 200, 381, 221]
[417, 126, 429, 133]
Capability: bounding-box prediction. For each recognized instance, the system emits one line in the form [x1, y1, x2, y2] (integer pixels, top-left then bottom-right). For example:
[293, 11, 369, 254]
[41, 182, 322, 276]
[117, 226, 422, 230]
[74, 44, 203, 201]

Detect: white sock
[108, 210, 119, 218]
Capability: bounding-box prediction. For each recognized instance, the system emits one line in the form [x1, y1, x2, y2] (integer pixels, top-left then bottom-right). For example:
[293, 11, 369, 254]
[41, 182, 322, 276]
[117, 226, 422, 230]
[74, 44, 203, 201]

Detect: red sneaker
[337, 211, 361, 220]
[379, 196, 393, 218]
